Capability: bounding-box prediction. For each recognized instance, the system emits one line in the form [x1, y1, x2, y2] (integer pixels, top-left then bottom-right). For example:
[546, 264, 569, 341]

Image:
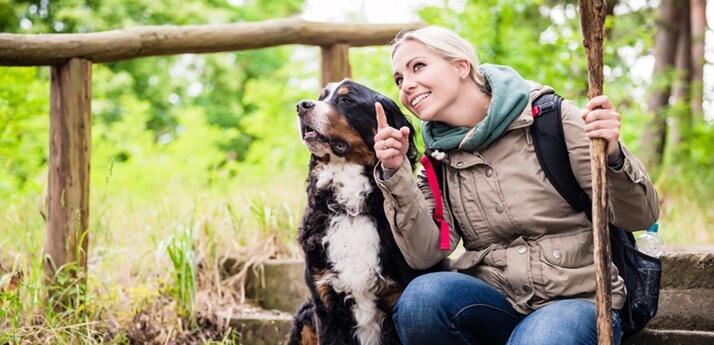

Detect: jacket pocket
[537, 230, 596, 297]
[537, 229, 594, 268]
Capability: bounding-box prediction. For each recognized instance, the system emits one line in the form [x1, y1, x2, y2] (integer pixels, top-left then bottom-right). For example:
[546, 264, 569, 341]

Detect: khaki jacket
[375, 83, 660, 314]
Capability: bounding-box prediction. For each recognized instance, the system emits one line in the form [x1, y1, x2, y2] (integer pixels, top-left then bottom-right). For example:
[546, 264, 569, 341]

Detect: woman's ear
[453, 59, 471, 80]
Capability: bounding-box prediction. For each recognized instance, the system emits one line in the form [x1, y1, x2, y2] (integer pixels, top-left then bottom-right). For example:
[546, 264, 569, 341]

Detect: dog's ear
[377, 95, 420, 168]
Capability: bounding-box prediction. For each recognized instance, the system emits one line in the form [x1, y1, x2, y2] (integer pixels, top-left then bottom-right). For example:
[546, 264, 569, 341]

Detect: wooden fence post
[320, 44, 352, 86]
[45, 58, 92, 310]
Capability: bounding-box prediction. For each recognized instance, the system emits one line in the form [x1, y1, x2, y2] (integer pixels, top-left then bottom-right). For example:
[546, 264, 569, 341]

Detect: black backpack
[421, 93, 662, 340]
[530, 93, 661, 340]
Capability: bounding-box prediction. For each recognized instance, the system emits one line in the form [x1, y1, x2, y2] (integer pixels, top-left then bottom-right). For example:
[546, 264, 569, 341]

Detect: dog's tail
[285, 299, 317, 345]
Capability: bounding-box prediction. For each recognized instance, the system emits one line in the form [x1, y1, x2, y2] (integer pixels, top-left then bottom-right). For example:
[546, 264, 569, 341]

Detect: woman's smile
[411, 92, 431, 107]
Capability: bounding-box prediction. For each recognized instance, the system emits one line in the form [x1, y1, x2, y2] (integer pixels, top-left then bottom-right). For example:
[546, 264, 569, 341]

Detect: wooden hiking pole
[578, 0, 612, 344]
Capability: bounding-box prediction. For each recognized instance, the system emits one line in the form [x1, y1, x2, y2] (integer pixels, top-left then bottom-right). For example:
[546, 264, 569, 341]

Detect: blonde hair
[391, 26, 487, 89]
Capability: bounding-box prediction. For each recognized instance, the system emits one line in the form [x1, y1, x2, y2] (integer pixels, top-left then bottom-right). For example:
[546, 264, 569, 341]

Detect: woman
[373, 26, 659, 345]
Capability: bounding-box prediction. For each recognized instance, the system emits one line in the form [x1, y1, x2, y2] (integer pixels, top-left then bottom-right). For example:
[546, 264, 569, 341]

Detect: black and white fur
[286, 79, 447, 345]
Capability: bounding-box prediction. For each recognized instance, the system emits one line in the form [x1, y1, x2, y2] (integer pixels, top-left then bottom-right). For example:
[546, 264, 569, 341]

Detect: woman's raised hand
[374, 102, 411, 171]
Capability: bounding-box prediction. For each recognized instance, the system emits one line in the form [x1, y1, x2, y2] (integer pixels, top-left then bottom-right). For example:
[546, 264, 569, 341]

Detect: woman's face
[391, 40, 462, 123]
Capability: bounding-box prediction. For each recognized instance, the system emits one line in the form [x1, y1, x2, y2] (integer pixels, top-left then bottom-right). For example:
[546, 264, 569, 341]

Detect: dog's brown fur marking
[300, 325, 318, 345]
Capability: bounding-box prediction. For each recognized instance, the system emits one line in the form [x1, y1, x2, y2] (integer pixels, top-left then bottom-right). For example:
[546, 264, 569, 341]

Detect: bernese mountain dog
[287, 79, 447, 345]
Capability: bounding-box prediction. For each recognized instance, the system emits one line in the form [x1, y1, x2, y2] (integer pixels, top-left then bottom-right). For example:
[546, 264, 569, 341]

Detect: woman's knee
[395, 272, 505, 321]
[395, 273, 450, 317]
[507, 300, 621, 345]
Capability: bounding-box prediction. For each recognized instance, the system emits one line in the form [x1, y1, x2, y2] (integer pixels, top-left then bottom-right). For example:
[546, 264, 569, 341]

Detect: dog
[287, 79, 447, 345]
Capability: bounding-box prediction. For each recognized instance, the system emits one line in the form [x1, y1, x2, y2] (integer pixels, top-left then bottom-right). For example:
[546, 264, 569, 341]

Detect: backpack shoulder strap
[420, 155, 450, 251]
[531, 93, 592, 217]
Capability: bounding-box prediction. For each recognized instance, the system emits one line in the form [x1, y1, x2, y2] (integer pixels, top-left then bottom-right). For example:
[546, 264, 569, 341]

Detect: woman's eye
[394, 77, 403, 87]
[414, 62, 425, 71]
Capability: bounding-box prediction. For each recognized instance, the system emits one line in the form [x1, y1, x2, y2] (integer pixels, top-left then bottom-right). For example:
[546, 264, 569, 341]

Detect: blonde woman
[373, 26, 659, 345]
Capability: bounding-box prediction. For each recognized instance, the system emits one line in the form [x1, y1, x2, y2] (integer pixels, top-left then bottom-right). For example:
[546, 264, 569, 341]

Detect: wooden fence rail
[0, 17, 421, 309]
[0, 18, 420, 66]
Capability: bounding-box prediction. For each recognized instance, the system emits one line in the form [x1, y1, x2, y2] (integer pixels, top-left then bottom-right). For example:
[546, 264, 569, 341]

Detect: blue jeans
[393, 272, 622, 345]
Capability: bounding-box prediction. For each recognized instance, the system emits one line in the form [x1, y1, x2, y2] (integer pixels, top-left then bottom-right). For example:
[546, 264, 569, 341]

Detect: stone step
[624, 329, 714, 345]
[226, 250, 714, 343]
[660, 252, 714, 289]
[647, 289, 714, 331]
[227, 317, 714, 345]
[243, 259, 309, 313]
[222, 258, 310, 314]
[228, 312, 293, 345]
[646, 252, 714, 335]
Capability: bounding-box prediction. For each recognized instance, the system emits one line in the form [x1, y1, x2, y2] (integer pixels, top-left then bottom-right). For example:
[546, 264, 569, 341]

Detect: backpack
[420, 92, 662, 340]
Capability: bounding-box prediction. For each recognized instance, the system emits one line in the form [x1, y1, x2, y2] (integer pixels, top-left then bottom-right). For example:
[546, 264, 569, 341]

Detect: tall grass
[0, 165, 306, 344]
[159, 219, 198, 324]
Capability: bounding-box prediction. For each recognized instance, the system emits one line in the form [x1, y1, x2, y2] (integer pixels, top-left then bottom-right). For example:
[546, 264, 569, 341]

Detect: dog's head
[296, 79, 418, 168]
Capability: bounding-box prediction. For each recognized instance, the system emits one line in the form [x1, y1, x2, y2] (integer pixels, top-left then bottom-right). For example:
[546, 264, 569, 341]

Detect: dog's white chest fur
[316, 163, 385, 345]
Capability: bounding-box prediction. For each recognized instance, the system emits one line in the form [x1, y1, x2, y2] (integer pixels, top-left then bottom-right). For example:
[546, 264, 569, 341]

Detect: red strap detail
[439, 220, 450, 251]
[420, 155, 450, 251]
[532, 105, 541, 117]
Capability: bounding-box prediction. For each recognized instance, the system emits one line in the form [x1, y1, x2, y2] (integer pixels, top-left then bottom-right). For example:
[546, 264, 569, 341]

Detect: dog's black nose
[296, 100, 314, 116]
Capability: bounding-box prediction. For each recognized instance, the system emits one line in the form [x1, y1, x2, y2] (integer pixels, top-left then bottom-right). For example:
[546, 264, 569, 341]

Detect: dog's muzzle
[297, 100, 315, 117]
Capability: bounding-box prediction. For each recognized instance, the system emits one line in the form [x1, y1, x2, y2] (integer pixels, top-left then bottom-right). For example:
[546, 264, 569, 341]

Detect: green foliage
[686, 119, 714, 169]
[0, 67, 49, 201]
[3, 0, 306, 165]
[240, 71, 313, 170]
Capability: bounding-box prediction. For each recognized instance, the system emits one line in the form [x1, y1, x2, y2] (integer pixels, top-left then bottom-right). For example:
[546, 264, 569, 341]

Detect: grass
[653, 166, 714, 245]
[0, 160, 712, 344]
[0, 166, 306, 344]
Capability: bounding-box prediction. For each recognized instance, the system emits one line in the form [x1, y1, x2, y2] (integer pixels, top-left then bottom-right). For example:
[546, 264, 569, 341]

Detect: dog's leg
[285, 300, 318, 345]
[380, 312, 403, 345]
[314, 303, 363, 345]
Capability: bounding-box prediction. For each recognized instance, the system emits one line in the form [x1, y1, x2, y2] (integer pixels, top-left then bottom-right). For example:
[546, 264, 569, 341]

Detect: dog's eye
[338, 97, 352, 104]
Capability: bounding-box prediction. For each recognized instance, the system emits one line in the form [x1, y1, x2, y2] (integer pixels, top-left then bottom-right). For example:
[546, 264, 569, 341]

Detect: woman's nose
[401, 76, 417, 92]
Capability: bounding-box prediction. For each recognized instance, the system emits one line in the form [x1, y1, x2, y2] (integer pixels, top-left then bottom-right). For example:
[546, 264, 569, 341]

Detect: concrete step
[227, 315, 714, 345]
[647, 289, 714, 331]
[228, 311, 293, 345]
[660, 252, 714, 289]
[226, 251, 714, 343]
[222, 258, 309, 314]
[645, 252, 714, 335]
[624, 329, 714, 345]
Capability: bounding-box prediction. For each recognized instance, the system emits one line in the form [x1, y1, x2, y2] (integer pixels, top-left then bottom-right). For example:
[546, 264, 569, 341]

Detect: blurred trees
[0, 0, 712, 200]
[0, 67, 49, 197]
[0, 0, 310, 199]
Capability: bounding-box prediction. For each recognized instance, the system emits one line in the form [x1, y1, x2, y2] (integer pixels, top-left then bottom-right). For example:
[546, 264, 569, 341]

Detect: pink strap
[420, 155, 450, 251]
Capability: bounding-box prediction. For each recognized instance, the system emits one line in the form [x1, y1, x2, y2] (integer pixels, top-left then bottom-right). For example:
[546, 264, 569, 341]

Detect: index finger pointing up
[375, 102, 388, 130]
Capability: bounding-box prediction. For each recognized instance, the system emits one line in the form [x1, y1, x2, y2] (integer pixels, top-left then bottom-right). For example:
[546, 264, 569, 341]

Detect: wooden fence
[0, 17, 421, 306]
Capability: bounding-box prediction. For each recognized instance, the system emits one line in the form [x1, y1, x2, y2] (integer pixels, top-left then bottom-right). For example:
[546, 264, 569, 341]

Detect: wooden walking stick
[578, 0, 612, 344]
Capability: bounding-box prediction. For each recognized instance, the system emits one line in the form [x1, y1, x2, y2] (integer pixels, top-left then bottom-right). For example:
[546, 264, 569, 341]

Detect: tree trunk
[690, 0, 706, 116]
[641, 0, 681, 170]
[670, 0, 692, 162]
